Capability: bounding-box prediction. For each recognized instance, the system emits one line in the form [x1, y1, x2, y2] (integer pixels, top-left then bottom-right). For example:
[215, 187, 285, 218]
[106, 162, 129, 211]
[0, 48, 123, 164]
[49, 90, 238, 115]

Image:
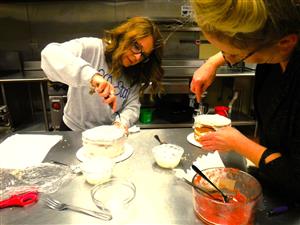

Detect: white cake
[82, 125, 126, 158]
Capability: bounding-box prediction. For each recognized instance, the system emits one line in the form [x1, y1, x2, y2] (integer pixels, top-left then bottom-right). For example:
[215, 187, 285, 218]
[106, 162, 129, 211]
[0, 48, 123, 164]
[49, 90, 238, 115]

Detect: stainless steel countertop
[2, 128, 300, 224]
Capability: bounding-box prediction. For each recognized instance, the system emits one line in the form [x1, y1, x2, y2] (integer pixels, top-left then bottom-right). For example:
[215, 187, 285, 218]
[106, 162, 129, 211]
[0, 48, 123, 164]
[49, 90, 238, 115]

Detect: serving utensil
[50, 160, 82, 174]
[44, 197, 112, 221]
[154, 135, 167, 144]
[192, 165, 230, 203]
[181, 177, 223, 202]
[174, 169, 222, 202]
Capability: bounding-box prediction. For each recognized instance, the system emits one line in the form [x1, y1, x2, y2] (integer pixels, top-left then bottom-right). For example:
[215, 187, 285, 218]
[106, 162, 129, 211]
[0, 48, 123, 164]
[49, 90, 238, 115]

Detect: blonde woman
[190, 0, 300, 199]
[41, 17, 163, 131]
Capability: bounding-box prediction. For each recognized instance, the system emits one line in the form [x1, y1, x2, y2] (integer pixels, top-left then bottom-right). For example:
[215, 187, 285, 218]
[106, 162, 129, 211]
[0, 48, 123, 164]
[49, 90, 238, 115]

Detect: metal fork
[50, 160, 82, 174]
[44, 197, 112, 221]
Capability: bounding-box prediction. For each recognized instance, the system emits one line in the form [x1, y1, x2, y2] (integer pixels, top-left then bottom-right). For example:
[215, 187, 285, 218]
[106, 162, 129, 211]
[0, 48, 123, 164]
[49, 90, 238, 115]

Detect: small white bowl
[81, 157, 114, 185]
[152, 144, 184, 169]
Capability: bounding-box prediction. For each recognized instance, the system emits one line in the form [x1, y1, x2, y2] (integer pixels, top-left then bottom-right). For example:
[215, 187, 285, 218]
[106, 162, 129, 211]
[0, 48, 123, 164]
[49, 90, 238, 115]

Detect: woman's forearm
[234, 135, 267, 167]
[206, 52, 226, 68]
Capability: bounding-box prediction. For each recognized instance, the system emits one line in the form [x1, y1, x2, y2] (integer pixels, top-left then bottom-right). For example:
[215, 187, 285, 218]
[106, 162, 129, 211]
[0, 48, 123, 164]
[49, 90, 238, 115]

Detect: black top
[254, 45, 300, 200]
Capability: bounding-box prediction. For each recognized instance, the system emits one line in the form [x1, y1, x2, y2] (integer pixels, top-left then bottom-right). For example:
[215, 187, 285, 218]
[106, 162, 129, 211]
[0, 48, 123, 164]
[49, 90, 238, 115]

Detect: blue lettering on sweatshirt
[98, 68, 130, 100]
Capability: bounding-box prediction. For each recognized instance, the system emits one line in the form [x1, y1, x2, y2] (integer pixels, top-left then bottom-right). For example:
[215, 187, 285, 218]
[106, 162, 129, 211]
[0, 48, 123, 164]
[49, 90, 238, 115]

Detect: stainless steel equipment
[48, 82, 68, 131]
[48, 96, 67, 130]
[0, 105, 12, 128]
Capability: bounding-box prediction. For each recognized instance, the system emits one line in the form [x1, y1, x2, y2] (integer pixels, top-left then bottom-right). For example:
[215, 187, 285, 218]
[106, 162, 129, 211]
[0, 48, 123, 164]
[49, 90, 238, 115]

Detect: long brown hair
[103, 17, 164, 95]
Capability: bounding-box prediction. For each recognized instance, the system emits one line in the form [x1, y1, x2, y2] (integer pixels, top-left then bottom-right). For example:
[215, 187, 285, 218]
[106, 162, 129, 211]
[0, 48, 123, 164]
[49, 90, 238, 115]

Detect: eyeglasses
[131, 41, 150, 63]
[221, 49, 258, 68]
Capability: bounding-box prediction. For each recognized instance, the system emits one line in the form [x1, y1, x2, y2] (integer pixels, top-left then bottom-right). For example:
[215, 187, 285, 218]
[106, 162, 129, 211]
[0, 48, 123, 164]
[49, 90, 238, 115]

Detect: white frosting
[82, 125, 125, 142]
[194, 114, 231, 127]
[82, 125, 126, 158]
[152, 144, 184, 169]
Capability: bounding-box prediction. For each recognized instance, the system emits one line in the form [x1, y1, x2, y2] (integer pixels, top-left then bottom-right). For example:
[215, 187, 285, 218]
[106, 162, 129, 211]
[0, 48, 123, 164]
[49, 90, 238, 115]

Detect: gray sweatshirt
[41, 37, 140, 131]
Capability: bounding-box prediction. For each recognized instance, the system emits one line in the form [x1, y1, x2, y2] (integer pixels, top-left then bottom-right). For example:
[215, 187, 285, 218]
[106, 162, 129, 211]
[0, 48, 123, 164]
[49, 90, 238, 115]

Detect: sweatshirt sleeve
[115, 84, 141, 128]
[41, 37, 102, 87]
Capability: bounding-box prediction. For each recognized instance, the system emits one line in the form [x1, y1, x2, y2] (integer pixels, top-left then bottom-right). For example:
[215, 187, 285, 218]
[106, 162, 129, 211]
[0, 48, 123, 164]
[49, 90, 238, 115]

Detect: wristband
[258, 148, 275, 169]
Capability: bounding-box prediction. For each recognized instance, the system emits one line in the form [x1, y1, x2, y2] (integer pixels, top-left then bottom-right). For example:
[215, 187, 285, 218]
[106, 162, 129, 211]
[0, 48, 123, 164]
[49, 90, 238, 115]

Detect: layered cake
[193, 114, 231, 143]
[82, 125, 126, 158]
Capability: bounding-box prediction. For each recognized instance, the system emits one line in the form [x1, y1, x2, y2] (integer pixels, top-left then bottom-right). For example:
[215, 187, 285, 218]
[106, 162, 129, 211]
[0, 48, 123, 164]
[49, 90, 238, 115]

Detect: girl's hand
[90, 73, 117, 112]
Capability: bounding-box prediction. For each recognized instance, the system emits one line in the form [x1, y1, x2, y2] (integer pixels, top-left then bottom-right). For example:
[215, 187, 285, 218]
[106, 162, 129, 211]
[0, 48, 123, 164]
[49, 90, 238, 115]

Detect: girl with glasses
[190, 0, 300, 200]
[41, 17, 164, 132]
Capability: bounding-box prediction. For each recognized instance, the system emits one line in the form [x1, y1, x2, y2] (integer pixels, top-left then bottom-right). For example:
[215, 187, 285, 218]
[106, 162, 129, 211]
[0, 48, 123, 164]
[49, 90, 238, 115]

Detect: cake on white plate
[193, 114, 231, 143]
[82, 125, 126, 159]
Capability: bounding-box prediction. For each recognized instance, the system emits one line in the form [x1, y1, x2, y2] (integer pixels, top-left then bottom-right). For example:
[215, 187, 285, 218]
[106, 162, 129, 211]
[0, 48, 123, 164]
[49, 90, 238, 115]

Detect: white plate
[187, 132, 202, 148]
[76, 143, 134, 163]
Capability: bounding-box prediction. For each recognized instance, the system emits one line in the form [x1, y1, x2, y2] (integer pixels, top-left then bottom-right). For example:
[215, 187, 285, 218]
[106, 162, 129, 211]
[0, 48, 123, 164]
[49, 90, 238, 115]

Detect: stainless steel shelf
[160, 27, 201, 32]
[138, 112, 256, 129]
[161, 60, 255, 78]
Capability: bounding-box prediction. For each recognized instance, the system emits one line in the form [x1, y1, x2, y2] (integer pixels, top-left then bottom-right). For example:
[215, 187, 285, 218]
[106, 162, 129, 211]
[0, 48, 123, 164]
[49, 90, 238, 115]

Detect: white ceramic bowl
[81, 157, 114, 185]
[152, 144, 184, 169]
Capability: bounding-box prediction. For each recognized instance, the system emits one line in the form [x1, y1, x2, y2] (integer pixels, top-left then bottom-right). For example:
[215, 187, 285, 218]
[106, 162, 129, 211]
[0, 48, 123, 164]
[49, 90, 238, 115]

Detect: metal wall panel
[114, 0, 199, 59]
[28, 2, 116, 59]
[0, 3, 31, 55]
[0, 0, 198, 60]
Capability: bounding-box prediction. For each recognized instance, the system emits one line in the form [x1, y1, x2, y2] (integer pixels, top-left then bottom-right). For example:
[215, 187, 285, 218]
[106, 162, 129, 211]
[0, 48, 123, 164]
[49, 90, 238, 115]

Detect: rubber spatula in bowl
[154, 135, 167, 144]
[192, 164, 230, 203]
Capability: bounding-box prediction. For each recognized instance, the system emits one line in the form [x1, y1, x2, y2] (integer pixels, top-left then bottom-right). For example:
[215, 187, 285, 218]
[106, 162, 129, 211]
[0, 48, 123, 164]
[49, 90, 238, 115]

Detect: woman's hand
[190, 63, 217, 102]
[90, 73, 117, 112]
[199, 126, 244, 152]
[190, 52, 225, 102]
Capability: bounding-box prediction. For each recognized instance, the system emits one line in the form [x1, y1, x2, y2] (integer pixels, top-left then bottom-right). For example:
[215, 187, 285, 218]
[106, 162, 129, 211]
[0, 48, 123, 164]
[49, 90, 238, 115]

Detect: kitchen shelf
[160, 27, 201, 32]
[162, 60, 255, 78]
[151, 17, 200, 32]
[137, 111, 256, 129]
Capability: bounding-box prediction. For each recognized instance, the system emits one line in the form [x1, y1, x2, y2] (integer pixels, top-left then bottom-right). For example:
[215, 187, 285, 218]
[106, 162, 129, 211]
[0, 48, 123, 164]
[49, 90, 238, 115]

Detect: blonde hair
[190, 0, 300, 49]
[103, 17, 164, 95]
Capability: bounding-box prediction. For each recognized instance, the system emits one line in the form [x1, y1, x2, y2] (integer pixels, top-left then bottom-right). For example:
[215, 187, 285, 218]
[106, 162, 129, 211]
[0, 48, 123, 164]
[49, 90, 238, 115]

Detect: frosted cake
[82, 125, 126, 158]
[194, 114, 231, 143]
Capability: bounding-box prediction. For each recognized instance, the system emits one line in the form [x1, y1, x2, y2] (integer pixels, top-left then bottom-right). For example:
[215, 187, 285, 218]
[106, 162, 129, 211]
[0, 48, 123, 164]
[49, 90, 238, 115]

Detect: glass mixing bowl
[91, 178, 136, 217]
[192, 167, 262, 225]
